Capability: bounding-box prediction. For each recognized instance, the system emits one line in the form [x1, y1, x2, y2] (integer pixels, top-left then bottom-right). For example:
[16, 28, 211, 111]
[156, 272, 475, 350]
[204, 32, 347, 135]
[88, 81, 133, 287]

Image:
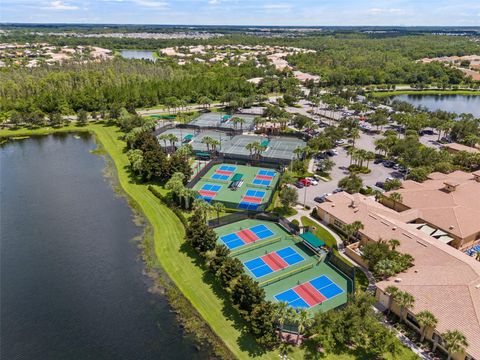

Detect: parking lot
[295, 131, 410, 207]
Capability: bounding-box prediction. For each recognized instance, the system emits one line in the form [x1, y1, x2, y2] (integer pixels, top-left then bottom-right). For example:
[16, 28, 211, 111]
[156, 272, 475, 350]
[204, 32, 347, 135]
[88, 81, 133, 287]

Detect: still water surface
[392, 94, 480, 117]
[0, 134, 205, 360]
[120, 49, 156, 61]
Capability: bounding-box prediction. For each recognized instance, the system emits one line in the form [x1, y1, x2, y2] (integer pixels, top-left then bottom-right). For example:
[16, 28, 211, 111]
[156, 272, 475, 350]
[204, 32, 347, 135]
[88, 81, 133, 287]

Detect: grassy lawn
[300, 216, 337, 248]
[1, 123, 417, 360]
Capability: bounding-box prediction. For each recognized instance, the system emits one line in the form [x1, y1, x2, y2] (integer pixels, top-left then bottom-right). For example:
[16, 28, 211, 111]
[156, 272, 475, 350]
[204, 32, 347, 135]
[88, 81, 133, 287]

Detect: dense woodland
[0, 60, 272, 115]
[1, 30, 480, 115]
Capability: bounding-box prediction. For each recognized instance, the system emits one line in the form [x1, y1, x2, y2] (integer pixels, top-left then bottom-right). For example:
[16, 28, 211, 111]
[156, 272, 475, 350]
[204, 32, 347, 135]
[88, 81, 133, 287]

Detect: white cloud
[368, 8, 405, 15]
[263, 4, 292, 10]
[133, 0, 167, 7]
[208, 0, 220, 4]
[45, 1, 79, 10]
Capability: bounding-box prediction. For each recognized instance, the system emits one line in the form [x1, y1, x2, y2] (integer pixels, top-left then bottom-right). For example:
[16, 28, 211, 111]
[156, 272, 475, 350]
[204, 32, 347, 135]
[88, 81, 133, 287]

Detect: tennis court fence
[258, 262, 314, 288]
[230, 236, 282, 257]
[326, 252, 356, 295]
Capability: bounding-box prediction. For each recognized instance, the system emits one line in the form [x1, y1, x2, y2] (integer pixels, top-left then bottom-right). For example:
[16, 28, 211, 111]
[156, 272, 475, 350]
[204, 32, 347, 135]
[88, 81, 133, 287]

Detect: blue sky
[2, 0, 480, 26]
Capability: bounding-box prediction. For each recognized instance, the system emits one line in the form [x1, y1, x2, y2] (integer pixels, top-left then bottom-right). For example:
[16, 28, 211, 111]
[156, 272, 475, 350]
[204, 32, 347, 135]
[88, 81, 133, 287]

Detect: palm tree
[384, 285, 399, 315]
[294, 309, 313, 345]
[181, 188, 198, 210]
[245, 142, 256, 158]
[167, 134, 178, 150]
[394, 290, 415, 323]
[192, 198, 212, 222]
[201, 136, 215, 152]
[442, 330, 469, 360]
[364, 151, 376, 169]
[347, 147, 357, 166]
[389, 192, 403, 211]
[342, 221, 364, 244]
[231, 116, 246, 131]
[349, 127, 360, 148]
[165, 172, 186, 204]
[274, 301, 289, 339]
[211, 202, 225, 225]
[159, 133, 169, 149]
[210, 139, 220, 152]
[372, 189, 383, 202]
[416, 310, 438, 342]
[293, 147, 304, 160]
[388, 239, 400, 251]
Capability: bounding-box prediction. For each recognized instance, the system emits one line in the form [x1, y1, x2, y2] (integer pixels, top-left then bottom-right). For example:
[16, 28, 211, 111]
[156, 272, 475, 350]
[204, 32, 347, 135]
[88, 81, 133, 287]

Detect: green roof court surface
[214, 219, 350, 313]
[192, 164, 279, 211]
[189, 112, 255, 130]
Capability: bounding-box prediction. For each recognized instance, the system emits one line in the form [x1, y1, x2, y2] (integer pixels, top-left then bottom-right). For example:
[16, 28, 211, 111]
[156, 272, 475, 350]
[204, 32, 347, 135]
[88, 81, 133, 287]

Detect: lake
[0, 134, 205, 360]
[120, 49, 157, 61]
[392, 94, 480, 117]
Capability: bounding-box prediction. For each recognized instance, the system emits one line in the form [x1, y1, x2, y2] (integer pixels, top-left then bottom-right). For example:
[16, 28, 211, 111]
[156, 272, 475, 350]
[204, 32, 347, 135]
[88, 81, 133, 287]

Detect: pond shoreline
[372, 89, 480, 97]
[0, 124, 235, 358]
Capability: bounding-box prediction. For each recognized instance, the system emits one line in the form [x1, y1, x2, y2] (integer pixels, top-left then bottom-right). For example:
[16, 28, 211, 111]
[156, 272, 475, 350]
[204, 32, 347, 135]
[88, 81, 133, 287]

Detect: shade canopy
[300, 232, 325, 248]
[231, 173, 243, 182]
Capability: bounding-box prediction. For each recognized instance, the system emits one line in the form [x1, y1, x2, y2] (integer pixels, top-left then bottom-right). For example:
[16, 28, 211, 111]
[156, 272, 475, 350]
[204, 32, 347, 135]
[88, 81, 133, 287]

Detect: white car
[306, 177, 319, 186]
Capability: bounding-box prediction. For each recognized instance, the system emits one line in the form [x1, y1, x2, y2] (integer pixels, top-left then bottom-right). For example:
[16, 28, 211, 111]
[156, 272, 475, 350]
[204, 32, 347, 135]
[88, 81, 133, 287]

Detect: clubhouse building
[316, 190, 480, 360]
[381, 171, 480, 251]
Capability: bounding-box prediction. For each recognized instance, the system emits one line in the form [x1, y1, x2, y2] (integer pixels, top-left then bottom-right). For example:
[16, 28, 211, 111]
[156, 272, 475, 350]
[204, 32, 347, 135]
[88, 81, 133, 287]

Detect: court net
[230, 236, 281, 257]
[258, 262, 314, 288]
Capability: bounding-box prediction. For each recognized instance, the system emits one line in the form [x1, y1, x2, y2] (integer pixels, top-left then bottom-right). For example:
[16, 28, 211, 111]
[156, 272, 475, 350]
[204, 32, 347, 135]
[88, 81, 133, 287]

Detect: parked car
[419, 129, 435, 136]
[294, 181, 304, 189]
[335, 139, 346, 146]
[383, 160, 395, 168]
[326, 149, 338, 157]
[332, 188, 343, 194]
[375, 181, 385, 189]
[299, 178, 311, 186]
[305, 177, 318, 185]
[314, 196, 326, 203]
[374, 158, 383, 164]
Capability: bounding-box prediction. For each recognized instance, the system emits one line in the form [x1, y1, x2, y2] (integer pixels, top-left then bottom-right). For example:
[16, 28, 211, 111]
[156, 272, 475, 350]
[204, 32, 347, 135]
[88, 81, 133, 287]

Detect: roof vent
[331, 203, 335, 207]
[394, 278, 402, 283]
[392, 226, 397, 230]
[449, 225, 455, 230]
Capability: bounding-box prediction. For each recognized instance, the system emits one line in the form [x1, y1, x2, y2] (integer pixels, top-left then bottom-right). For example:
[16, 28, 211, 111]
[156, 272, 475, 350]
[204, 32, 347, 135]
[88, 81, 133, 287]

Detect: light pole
[303, 185, 307, 209]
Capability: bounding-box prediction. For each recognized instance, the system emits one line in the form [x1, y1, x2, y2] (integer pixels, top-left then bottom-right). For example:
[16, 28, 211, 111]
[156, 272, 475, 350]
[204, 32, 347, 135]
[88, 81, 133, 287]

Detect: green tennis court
[192, 164, 279, 210]
[214, 219, 350, 313]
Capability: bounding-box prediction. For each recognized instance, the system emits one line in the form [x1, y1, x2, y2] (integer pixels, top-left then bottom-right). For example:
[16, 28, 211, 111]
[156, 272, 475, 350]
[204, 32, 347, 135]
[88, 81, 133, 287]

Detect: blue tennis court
[211, 173, 229, 181]
[245, 189, 266, 198]
[219, 165, 237, 172]
[274, 275, 344, 309]
[253, 178, 272, 186]
[244, 257, 274, 277]
[201, 184, 221, 192]
[219, 224, 275, 250]
[198, 183, 222, 201]
[244, 246, 304, 278]
[275, 289, 310, 309]
[238, 189, 266, 210]
[258, 170, 276, 177]
[250, 224, 274, 239]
